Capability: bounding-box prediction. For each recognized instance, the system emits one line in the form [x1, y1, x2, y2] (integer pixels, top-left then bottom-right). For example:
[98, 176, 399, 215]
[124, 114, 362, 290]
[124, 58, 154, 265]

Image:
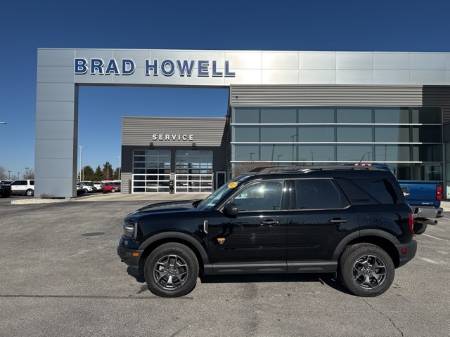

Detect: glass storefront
[232, 107, 443, 181]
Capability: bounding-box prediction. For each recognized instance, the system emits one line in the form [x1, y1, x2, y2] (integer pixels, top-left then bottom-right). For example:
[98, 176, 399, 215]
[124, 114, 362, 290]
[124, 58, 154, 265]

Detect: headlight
[123, 219, 137, 239]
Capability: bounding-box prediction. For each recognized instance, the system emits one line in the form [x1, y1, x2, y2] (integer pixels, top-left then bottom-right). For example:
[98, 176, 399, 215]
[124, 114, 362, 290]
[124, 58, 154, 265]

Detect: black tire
[339, 243, 395, 297]
[144, 242, 199, 297]
[26, 189, 34, 197]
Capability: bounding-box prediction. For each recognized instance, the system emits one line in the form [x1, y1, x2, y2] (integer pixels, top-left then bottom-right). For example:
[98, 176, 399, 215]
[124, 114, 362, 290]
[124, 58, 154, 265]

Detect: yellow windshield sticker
[228, 181, 238, 189]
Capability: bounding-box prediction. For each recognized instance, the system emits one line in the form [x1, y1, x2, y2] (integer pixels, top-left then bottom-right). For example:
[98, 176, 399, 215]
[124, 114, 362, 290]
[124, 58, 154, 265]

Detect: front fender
[139, 231, 209, 264]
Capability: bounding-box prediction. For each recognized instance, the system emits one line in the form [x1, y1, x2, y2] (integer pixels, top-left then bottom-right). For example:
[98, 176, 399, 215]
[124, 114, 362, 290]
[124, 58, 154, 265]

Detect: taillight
[408, 213, 414, 234]
[436, 185, 443, 201]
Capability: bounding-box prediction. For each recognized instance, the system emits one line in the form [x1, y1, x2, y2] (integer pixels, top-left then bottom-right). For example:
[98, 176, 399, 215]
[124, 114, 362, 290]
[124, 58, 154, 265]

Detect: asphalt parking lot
[0, 200, 449, 337]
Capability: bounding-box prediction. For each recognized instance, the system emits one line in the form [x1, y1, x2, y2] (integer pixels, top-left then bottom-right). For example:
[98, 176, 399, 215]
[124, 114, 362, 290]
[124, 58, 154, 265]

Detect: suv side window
[336, 178, 397, 205]
[30, 180, 34, 185]
[12, 180, 26, 185]
[293, 179, 349, 210]
[231, 180, 284, 211]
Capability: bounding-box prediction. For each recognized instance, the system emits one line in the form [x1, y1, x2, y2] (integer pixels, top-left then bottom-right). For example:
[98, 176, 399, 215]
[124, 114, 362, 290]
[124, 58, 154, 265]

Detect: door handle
[203, 220, 208, 234]
[260, 219, 279, 226]
[329, 218, 347, 224]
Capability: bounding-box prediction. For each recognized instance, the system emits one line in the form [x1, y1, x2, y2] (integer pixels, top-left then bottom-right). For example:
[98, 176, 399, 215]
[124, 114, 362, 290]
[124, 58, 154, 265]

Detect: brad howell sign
[74, 58, 236, 78]
[152, 134, 194, 141]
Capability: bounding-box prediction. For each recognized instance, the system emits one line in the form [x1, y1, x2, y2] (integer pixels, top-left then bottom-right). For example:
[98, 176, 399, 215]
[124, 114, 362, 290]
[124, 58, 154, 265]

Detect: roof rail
[248, 163, 392, 174]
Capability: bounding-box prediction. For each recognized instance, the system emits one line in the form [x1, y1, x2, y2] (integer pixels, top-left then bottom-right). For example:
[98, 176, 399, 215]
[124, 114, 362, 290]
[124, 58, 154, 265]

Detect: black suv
[118, 166, 417, 297]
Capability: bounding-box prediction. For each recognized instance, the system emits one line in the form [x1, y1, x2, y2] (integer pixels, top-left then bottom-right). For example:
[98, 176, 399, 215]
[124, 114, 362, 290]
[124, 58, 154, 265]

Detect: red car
[102, 182, 121, 193]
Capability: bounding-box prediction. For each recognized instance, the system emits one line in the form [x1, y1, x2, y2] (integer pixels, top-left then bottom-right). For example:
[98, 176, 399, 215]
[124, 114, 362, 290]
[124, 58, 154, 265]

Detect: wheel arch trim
[332, 229, 401, 260]
[139, 232, 209, 265]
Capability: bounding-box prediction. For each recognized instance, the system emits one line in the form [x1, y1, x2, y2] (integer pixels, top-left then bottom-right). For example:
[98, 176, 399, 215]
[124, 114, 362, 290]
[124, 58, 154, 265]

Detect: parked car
[102, 182, 120, 193]
[93, 181, 103, 191]
[10, 180, 34, 196]
[399, 180, 443, 234]
[0, 181, 11, 197]
[76, 183, 87, 196]
[79, 181, 95, 193]
[118, 165, 416, 298]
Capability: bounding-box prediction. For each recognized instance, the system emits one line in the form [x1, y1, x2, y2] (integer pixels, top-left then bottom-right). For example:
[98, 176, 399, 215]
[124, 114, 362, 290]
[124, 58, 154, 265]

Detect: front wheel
[144, 242, 199, 297]
[339, 243, 395, 297]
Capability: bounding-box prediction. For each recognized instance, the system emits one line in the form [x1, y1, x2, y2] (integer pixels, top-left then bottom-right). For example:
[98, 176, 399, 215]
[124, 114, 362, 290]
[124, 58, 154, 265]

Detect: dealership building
[35, 49, 450, 198]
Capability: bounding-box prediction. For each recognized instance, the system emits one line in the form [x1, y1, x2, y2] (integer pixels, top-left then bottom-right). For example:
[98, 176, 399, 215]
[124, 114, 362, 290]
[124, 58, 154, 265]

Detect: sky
[1, 0, 450, 177]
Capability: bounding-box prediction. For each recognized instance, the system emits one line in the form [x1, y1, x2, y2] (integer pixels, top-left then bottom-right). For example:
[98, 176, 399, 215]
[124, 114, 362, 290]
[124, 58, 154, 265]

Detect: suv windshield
[197, 183, 232, 210]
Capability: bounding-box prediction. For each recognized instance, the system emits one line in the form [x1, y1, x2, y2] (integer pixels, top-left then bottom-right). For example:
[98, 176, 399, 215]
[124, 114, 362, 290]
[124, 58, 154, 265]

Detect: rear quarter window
[337, 178, 398, 205]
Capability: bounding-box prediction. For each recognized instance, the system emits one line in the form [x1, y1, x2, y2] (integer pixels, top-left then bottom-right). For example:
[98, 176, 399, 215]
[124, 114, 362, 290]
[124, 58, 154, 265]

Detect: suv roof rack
[249, 163, 391, 174]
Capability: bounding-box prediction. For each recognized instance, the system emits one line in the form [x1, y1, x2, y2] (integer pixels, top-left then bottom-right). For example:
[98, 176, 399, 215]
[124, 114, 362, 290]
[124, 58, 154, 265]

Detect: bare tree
[0, 166, 7, 180]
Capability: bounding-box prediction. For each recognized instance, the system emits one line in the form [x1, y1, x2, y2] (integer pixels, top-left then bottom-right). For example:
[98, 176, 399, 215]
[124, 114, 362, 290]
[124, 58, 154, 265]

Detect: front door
[207, 180, 289, 263]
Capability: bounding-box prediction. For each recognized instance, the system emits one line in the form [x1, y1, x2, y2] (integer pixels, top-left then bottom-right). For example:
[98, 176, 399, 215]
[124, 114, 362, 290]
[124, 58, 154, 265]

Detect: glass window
[234, 126, 259, 142]
[234, 145, 259, 161]
[298, 145, 336, 161]
[375, 126, 410, 142]
[337, 145, 373, 161]
[353, 179, 397, 204]
[261, 108, 296, 123]
[412, 145, 443, 162]
[298, 126, 335, 142]
[388, 164, 412, 180]
[231, 181, 284, 211]
[133, 150, 170, 175]
[411, 107, 442, 124]
[374, 108, 410, 123]
[233, 108, 259, 123]
[260, 127, 297, 142]
[12, 181, 26, 185]
[261, 145, 295, 161]
[299, 108, 335, 123]
[337, 108, 372, 123]
[293, 179, 349, 209]
[375, 145, 411, 161]
[337, 127, 373, 142]
[412, 126, 442, 143]
[175, 150, 213, 174]
[336, 179, 376, 205]
[422, 165, 442, 181]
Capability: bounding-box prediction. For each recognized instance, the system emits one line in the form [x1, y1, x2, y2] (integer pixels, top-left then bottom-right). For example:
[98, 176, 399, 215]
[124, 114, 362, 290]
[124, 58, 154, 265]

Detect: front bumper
[396, 240, 417, 267]
[117, 236, 143, 267]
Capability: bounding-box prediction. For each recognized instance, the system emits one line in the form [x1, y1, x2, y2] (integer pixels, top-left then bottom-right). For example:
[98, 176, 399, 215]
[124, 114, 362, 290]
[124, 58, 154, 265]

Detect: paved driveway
[0, 201, 449, 337]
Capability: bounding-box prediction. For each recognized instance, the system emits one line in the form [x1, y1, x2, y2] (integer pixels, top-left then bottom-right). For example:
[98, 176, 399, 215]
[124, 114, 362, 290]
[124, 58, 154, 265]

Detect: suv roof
[241, 164, 395, 181]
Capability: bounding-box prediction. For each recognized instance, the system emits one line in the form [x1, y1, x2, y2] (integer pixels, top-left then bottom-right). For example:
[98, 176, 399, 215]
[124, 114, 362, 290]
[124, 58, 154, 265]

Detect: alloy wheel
[352, 254, 387, 290]
[153, 254, 189, 291]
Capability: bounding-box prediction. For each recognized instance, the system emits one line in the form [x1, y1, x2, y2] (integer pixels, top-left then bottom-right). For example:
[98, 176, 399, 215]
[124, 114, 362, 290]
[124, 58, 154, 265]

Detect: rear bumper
[396, 240, 417, 267]
[411, 205, 443, 219]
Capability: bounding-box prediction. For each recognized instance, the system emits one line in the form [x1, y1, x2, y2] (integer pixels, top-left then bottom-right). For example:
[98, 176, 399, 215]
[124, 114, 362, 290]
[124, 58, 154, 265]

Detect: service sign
[74, 58, 235, 78]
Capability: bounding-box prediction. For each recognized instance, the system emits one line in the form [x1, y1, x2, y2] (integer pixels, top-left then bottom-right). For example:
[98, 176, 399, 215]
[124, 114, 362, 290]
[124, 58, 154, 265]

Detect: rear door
[286, 178, 354, 262]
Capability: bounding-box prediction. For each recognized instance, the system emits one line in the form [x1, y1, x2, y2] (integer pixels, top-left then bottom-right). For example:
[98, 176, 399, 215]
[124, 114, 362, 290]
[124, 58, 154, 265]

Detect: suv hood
[132, 200, 199, 215]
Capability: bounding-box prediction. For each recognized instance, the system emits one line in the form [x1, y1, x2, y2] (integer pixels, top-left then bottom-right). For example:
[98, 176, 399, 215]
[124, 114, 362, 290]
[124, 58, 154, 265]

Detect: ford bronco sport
[118, 166, 416, 297]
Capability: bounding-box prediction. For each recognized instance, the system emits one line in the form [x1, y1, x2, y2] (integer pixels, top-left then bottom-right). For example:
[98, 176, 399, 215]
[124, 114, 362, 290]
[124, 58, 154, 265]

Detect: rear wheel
[144, 242, 199, 297]
[339, 243, 395, 297]
[26, 189, 34, 196]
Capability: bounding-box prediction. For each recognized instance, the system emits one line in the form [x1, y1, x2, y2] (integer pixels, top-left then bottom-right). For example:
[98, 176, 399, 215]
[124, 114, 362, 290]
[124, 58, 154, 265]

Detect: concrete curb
[11, 198, 68, 205]
[441, 201, 450, 212]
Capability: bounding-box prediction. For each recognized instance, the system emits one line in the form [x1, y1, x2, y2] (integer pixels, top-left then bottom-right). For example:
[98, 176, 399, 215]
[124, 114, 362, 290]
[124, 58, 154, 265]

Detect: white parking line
[422, 234, 447, 241]
[418, 257, 441, 265]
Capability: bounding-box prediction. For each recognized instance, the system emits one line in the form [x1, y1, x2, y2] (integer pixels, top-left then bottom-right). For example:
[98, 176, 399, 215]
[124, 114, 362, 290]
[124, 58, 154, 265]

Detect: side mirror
[223, 203, 238, 217]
